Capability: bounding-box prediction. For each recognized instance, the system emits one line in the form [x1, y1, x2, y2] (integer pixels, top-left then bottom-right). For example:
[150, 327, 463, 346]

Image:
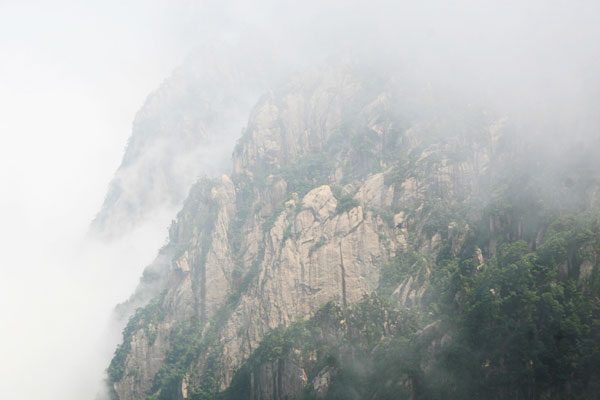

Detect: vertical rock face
[213, 189, 390, 389]
[232, 66, 361, 175]
[105, 60, 600, 400]
[246, 349, 309, 400]
[91, 43, 285, 238]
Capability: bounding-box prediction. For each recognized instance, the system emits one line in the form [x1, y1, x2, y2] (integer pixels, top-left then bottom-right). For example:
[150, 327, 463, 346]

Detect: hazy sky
[1, 1, 599, 399]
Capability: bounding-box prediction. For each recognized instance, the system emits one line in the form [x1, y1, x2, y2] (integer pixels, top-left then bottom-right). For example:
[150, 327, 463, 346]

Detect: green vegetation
[216, 295, 418, 400]
[107, 296, 166, 383]
[150, 247, 265, 400]
[140, 148, 599, 399]
[111, 88, 600, 400]
[378, 250, 428, 297]
[421, 201, 455, 239]
[281, 224, 293, 247]
[425, 214, 600, 399]
[309, 237, 326, 256]
[262, 204, 284, 233]
[280, 153, 334, 198]
[335, 194, 359, 214]
[184, 210, 600, 400]
[146, 172, 270, 399]
[368, 206, 395, 227]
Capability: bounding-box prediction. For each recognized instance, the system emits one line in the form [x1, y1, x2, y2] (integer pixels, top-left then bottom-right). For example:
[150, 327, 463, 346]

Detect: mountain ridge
[103, 58, 600, 400]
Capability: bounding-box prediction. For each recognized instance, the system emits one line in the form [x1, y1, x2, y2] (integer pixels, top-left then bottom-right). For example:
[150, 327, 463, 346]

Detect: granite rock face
[91, 44, 287, 238]
[105, 60, 600, 400]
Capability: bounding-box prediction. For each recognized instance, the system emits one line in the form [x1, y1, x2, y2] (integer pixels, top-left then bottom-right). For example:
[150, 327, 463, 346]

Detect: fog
[0, 1, 193, 398]
[0, 1, 599, 399]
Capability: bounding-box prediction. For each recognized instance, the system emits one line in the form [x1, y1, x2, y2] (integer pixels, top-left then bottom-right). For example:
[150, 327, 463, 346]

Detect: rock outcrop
[91, 43, 287, 238]
[105, 59, 600, 400]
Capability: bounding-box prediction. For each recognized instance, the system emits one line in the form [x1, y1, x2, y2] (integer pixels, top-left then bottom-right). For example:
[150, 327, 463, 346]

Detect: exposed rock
[312, 368, 333, 399]
[92, 44, 288, 238]
[105, 59, 600, 400]
[354, 173, 385, 208]
[474, 247, 484, 268]
[214, 188, 389, 388]
[250, 350, 308, 400]
[113, 322, 171, 398]
[393, 212, 406, 228]
[578, 245, 597, 285]
[302, 185, 337, 221]
[579, 260, 595, 284]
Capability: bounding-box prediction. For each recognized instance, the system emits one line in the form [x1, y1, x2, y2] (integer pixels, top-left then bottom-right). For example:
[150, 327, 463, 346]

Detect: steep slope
[106, 61, 600, 400]
[91, 43, 285, 238]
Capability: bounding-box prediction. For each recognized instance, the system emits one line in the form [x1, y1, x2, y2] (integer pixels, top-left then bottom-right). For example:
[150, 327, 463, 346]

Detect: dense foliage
[439, 214, 600, 399]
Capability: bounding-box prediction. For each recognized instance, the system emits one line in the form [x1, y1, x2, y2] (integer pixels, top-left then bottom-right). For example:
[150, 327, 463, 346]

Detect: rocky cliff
[91, 43, 288, 238]
[105, 60, 600, 400]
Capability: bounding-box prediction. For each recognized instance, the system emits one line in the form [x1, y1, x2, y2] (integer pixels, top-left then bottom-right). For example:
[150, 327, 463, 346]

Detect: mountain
[104, 59, 600, 400]
[90, 42, 288, 238]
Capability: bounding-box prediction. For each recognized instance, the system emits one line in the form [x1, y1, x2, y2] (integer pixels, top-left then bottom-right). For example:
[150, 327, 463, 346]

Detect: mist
[1, 1, 599, 399]
[0, 1, 193, 398]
